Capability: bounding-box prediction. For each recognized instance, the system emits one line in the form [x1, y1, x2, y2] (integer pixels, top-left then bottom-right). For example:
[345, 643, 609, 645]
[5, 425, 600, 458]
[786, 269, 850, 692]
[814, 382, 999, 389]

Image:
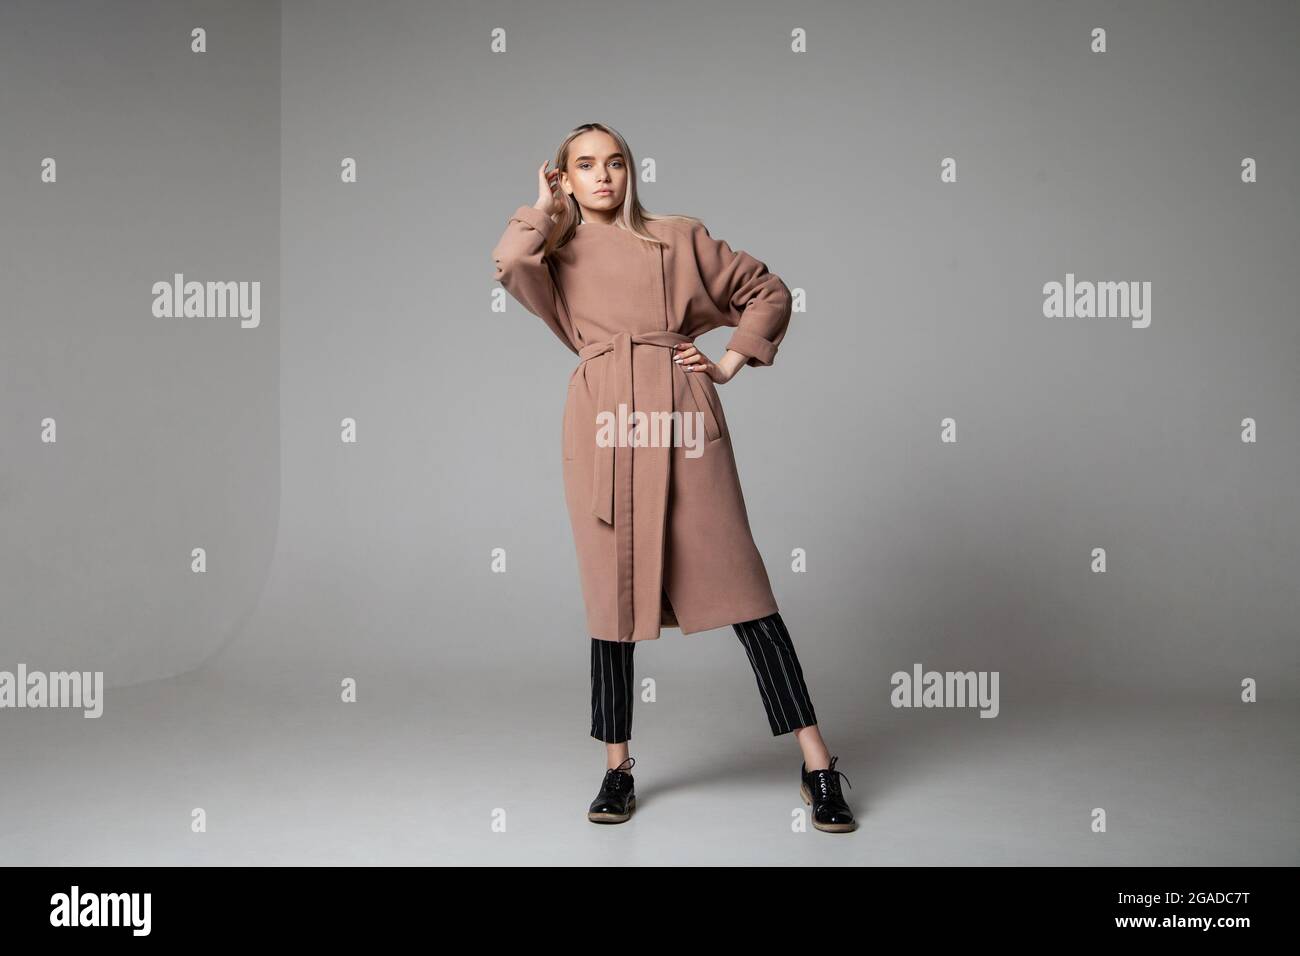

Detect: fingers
[537, 162, 553, 203]
[673, 344, 709, 372]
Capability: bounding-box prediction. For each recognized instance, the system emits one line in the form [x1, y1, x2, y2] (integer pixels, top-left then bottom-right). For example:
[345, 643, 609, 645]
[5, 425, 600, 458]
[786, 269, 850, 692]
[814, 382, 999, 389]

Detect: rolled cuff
[509, 204, 556, 238]
[725, 328, 779, 367]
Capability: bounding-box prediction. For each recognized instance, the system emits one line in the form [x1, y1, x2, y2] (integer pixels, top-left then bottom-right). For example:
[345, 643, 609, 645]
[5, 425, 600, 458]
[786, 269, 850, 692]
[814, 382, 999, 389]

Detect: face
[561, 130, 628, 223]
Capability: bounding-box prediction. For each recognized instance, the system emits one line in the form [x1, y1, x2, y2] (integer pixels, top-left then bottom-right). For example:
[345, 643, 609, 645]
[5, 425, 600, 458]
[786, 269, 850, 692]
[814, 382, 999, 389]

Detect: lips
[595, 190, 612, 195]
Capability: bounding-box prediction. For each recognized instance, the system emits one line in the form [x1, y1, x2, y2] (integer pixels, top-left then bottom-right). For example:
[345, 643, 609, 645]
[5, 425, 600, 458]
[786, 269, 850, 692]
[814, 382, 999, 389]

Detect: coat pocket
[683, 371, 722, 443]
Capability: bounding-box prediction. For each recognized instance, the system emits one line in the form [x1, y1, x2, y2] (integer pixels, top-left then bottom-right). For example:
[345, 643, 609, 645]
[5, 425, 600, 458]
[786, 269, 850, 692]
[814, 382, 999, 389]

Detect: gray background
[1, 0, 1296, 865]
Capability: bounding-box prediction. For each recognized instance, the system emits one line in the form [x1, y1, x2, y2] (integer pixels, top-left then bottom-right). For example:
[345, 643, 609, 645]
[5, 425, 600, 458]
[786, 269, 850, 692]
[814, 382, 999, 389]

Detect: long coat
[492, 205, 793, 642]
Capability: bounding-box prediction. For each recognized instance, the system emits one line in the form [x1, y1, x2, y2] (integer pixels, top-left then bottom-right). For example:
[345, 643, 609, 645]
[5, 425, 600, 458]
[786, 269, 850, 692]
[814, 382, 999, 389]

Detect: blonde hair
[542, 122, 698, 256]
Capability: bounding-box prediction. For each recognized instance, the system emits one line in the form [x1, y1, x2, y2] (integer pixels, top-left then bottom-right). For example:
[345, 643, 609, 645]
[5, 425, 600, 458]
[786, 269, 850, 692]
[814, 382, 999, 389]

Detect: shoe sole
[799, 782, 858, 832]
[587, 794, 636, 824]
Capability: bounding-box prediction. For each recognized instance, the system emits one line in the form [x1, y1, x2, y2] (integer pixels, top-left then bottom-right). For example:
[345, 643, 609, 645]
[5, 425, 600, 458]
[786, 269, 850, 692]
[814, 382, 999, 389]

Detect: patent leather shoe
[588, 756, 637, 824]
[799, 755, 857, 832]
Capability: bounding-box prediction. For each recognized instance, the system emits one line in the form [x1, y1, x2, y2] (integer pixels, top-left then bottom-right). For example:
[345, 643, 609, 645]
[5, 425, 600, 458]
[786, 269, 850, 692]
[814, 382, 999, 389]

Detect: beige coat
[492, 205, 793, 641]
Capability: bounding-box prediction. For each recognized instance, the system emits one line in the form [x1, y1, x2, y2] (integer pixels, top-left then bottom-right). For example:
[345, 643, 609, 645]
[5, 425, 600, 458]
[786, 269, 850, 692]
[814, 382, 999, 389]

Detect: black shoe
[588, 756, 637, 824]
[800, 755, 857, 832]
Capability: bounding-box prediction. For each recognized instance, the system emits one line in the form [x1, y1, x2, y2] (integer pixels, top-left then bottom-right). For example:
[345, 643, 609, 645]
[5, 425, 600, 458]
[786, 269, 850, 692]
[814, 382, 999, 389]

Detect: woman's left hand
[673, 343, 734, 384]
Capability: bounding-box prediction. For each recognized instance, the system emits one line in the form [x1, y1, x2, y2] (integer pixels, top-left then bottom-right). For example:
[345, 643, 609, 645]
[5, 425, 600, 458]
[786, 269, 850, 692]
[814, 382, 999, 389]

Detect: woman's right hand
[534, 161, 565, 219]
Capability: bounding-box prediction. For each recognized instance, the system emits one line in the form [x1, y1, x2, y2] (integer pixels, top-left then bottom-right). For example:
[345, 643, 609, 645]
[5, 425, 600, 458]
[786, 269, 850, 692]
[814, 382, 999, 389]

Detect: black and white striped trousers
[590, 611, 819, 743]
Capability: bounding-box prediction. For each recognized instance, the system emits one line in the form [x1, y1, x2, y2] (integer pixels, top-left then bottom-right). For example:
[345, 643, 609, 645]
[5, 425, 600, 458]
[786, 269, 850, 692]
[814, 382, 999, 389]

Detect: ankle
[803, 751, 832, 772]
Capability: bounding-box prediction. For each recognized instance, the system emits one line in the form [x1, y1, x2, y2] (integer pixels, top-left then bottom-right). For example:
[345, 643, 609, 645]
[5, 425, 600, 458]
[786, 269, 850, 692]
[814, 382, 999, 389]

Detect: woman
[491, 122, 856, 832]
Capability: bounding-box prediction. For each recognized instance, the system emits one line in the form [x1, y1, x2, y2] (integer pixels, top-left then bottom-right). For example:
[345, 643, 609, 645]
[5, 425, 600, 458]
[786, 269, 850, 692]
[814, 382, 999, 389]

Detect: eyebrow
[574, 154, 624, 161]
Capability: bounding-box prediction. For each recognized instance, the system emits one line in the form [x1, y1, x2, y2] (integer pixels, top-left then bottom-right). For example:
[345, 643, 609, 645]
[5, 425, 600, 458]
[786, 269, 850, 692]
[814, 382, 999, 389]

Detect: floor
[3, 664, 1294, 866]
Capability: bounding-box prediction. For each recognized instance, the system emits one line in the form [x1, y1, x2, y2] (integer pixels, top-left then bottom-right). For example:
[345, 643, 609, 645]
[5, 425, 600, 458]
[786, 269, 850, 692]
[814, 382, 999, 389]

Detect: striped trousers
[590, 611, 819, 743]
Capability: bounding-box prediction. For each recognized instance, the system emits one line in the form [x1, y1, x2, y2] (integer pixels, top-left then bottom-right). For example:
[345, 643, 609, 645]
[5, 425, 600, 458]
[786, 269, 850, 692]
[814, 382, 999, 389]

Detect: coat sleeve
[690, 220, 793, 368]
[491, 205, 579, 355]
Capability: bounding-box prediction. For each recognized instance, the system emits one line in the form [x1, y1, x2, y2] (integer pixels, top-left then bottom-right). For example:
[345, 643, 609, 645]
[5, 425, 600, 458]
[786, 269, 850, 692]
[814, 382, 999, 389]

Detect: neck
[579, 206, 618, 226]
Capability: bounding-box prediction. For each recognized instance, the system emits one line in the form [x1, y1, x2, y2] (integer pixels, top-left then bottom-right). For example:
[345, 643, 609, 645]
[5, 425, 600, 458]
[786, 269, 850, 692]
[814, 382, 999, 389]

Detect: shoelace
[808, 757, 852, 801]
[604, 756, 636, 792]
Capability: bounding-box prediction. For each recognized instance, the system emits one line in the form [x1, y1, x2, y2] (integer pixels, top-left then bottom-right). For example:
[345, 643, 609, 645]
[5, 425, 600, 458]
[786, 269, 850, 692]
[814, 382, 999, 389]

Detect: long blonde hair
[542, 122, 697, 256]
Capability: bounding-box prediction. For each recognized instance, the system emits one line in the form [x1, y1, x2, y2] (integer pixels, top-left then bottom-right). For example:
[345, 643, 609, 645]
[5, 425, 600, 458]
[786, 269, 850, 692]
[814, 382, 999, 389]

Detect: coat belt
[575, 330, 696, 639]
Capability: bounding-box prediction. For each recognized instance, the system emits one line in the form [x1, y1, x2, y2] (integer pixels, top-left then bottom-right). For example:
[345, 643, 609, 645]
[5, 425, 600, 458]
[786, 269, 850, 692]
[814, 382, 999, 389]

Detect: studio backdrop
[1, 0, 1296, 866]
